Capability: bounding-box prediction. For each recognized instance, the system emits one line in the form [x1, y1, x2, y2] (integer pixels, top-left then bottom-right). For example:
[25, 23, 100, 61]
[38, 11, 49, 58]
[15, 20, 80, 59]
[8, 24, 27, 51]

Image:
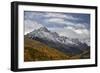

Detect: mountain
[27, 27, 82, 45]
[26, 27, 90, 55]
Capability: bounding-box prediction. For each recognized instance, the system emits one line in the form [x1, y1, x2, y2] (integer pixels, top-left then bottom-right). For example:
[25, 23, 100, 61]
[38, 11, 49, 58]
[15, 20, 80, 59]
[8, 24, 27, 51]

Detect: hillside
[24, 37, 71, 61]
[24, 36, 90, 61]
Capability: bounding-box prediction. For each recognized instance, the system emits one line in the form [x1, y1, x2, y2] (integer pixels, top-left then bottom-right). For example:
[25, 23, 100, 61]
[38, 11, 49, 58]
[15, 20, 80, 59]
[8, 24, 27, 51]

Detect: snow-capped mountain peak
[35, 27, 50, 32]
[26, 27, 89, 46]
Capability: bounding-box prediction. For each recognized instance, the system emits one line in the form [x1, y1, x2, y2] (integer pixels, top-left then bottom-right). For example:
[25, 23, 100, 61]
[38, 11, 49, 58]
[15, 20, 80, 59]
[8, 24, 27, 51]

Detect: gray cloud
[24, 11, 90, 42]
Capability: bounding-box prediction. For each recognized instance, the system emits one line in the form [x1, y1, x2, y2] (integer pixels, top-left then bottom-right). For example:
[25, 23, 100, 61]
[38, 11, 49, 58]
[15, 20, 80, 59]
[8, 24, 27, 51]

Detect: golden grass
[24, 38, 70, 61]
[24, 37, 90, 61]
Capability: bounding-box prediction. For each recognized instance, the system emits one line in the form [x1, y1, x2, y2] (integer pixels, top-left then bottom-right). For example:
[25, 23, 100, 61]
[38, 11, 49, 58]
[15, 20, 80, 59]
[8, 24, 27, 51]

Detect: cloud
[46, 18, 65, 24]
[71, 23, 87, 29]
[45, 17, 87, 29]
[44, 13, 80, 20]
[45, 13, 66, 18]
[24, 11, 44, 20]
[24, 11, 87, 30]
[45, 18, 75, 27]
[24, 19, 43, 35]
[75, 24, 86, 28]
[50, 25, 89, 40]
[24, 11, 90, 41]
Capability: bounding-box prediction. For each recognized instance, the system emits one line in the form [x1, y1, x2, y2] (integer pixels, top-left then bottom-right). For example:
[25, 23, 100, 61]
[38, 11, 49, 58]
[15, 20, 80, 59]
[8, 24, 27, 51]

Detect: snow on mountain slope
[27, 27, 89, 46]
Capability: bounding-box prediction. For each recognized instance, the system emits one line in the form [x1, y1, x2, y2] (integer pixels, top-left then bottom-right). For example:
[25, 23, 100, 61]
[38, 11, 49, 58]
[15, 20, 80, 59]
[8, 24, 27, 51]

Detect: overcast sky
[24, 11, 90, 40]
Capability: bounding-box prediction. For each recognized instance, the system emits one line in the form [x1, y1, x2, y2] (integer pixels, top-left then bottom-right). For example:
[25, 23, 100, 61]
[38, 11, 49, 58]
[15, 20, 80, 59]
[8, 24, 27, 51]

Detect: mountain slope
[24, 37, 72, 61]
